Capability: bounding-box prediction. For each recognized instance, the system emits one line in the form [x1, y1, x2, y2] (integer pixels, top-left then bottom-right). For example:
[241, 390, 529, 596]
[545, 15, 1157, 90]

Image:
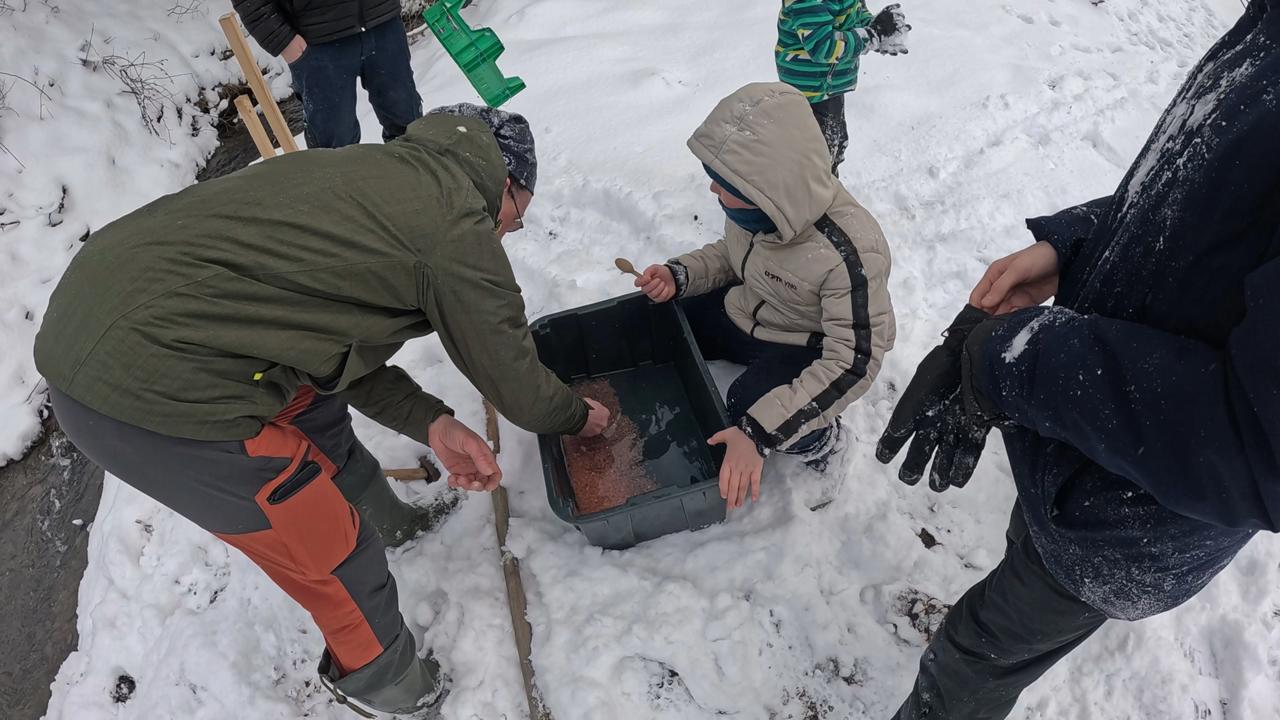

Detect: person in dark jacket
[231, 0, 423, 148]
[876, 1, 1280, 717]
[35, 105, 609, 718]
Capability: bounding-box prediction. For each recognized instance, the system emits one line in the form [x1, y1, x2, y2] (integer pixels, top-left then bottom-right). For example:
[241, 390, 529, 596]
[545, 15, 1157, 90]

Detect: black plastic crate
[530, 293, 729, 549]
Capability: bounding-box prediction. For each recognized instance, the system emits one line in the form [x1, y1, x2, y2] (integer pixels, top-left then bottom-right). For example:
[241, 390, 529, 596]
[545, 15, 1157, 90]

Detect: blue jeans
[288, 19, 423, 148]
[680, 287, 829, 453]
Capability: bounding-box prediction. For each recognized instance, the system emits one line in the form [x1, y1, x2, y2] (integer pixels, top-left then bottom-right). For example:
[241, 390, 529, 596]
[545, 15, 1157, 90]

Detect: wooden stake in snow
[233, 95, 276, 161]
[218, 13, 299, 155]
[485, 400, 553, 720]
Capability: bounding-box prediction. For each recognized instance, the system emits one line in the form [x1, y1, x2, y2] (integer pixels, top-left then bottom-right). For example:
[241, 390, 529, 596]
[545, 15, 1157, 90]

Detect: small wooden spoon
[614, 257, 642, 278]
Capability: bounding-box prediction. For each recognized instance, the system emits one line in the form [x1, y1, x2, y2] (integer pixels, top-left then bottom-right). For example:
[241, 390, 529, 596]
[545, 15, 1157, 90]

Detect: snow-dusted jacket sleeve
[232, 0, 297, 57]
[971, 256, 1280, 532]
[670, 237, 737, 298]
[744, 247, 894, 450]
[1025, 196, 1113, 272]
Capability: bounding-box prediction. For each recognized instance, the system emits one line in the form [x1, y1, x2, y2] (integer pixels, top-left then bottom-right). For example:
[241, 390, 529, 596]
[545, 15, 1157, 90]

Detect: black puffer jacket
[971, 0, 1280, 621]
[231, 0, 403, 56]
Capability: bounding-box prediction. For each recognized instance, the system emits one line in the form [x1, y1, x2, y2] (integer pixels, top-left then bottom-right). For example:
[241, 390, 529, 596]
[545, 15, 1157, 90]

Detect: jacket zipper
[822, 18, 841, 97]
[358, 0, 366, 31]
[740, 237, 756, 278]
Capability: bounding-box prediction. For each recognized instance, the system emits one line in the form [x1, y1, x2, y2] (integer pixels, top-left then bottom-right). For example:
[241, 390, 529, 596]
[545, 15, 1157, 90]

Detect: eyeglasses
[507, 184, 525, 231]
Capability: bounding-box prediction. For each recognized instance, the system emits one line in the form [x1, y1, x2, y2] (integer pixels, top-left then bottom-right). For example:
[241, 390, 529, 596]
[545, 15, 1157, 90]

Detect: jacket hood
[687, 82, 840, 242]
[395, 115, 508, 220]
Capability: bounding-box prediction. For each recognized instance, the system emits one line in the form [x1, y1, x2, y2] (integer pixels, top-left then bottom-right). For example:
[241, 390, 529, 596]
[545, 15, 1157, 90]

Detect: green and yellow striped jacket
[776, 0, 876, 103]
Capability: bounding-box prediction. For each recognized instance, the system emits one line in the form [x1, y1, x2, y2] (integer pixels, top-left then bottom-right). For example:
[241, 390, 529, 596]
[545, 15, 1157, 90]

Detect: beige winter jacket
[673, 82, 895, 450]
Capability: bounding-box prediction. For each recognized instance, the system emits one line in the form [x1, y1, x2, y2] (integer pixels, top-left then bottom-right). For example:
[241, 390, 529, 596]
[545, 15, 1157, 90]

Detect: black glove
[864, 3, 911, 55]
[876, 305, 994, 491]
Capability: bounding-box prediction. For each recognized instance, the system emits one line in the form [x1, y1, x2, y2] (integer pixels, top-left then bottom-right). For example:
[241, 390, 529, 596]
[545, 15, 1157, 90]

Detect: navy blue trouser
[679, 287, 827, 452]
[810, 94, 847, 176]
[288, 18, 423, 148]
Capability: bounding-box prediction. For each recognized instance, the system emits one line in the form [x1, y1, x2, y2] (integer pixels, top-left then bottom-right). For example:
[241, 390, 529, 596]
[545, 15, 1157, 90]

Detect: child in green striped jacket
[776, 1, 911, 174]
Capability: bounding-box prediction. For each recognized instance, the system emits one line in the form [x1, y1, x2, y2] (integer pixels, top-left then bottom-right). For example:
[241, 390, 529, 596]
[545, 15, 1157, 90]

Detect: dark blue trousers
[810, 94, 847, 175]
[288, 18, 423, 149]
[680, 287, 827, 452]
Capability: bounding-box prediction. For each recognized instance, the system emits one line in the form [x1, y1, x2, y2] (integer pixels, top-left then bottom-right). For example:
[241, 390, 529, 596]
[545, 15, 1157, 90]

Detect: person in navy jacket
[878, 1, 1280, 717]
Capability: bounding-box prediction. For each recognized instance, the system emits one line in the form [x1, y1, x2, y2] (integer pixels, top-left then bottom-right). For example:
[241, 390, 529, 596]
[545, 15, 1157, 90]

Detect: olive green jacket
[35, 115, 587, 445]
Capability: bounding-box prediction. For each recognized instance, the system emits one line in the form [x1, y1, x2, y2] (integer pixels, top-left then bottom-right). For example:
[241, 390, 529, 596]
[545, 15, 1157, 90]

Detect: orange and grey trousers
[51, 385, 417, 690]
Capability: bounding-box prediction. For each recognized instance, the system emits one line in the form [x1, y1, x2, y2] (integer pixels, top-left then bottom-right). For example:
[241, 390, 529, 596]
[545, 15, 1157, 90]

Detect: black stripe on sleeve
[765, 214, 873, 445]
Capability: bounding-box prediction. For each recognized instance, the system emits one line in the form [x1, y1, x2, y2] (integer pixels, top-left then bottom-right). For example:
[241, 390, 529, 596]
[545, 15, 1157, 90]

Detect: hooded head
[687, 83, 840, 241]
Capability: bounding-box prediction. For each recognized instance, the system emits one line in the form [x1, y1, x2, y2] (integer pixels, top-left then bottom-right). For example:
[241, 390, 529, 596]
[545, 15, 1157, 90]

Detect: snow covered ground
[5, 0, 1277, 718]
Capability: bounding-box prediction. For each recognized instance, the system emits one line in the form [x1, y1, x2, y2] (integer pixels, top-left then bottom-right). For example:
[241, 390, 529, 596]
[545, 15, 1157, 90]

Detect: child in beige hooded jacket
[637, 82, 895, 509]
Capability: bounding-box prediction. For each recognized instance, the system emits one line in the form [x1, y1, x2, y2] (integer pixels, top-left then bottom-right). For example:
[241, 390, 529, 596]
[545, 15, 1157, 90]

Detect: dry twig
[79, 27, 184, 138]
[0, 70, 55, 168]
[166, 0, 203, 18]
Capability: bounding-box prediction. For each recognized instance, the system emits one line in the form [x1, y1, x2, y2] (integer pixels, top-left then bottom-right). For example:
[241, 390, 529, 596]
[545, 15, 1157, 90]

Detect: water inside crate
[562, 364, 716, 515]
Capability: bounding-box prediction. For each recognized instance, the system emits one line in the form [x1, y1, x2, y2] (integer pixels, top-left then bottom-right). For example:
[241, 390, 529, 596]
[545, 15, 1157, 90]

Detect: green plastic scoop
[423, 0, 526, 107]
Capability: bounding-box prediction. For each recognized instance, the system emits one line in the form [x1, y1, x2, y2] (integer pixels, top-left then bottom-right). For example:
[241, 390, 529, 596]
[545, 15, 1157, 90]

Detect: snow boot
[799, 420, 846, 474]
[353, 473, 452, 549]
[787, 421, 850, 510]
[334, 444, 451, 548]
[318, 630, 448, 719]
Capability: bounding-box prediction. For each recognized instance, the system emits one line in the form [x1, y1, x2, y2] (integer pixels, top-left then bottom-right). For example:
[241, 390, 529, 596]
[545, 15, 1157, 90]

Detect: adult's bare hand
[577, 398, 611, 437]
[281, 35, 308, 64]
[427, 414, 502, 492]
[970, 241, 1060, 315]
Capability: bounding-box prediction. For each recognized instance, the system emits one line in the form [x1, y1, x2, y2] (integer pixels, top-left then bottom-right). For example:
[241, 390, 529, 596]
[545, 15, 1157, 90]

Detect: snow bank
[0, 0, 294, 463]
[18, 0, 1279, 719]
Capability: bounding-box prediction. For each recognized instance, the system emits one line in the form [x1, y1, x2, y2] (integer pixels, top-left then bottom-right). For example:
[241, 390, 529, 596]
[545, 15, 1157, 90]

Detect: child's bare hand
[635, 264, 677, 303]
[709, 426, 763, 510]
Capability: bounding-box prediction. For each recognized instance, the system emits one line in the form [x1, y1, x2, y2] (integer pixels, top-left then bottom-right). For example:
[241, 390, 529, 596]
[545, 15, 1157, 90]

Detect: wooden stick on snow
[219, 13, 300, 153]
[485, 400, 553, 720]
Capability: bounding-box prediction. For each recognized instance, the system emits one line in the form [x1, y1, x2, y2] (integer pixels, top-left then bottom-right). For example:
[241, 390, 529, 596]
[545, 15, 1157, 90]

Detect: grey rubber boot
[353, 473, 449, 548]
[339, 444, 449, 548]
[318, 628, 447, 719]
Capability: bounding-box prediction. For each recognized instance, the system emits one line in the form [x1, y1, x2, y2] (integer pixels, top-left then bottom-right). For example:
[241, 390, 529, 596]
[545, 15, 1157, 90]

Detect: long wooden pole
[484, 400, 552, 720]
[219, 13, 300, 153]
[233, 95, 276, 161]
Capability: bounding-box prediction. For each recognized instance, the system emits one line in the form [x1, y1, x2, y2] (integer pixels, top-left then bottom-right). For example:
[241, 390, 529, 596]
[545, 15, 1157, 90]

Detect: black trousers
[810, 94, 848, 175]
[288, 18, 423, 148]
[679, 287, 827, 452]
[894, 504, 1108, 720]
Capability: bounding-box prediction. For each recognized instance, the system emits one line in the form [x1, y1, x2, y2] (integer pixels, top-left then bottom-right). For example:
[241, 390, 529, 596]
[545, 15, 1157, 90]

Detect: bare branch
[0, 71, 53, 119]
[166, 0, 203, 18]
[79, 27, 187, 138]
[0, 142, 24, 169]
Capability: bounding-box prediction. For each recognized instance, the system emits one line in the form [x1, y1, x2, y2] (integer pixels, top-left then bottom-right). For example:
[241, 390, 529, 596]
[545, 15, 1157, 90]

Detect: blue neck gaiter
[703, 164, 777, 235]
[721, 204, 778, 235]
